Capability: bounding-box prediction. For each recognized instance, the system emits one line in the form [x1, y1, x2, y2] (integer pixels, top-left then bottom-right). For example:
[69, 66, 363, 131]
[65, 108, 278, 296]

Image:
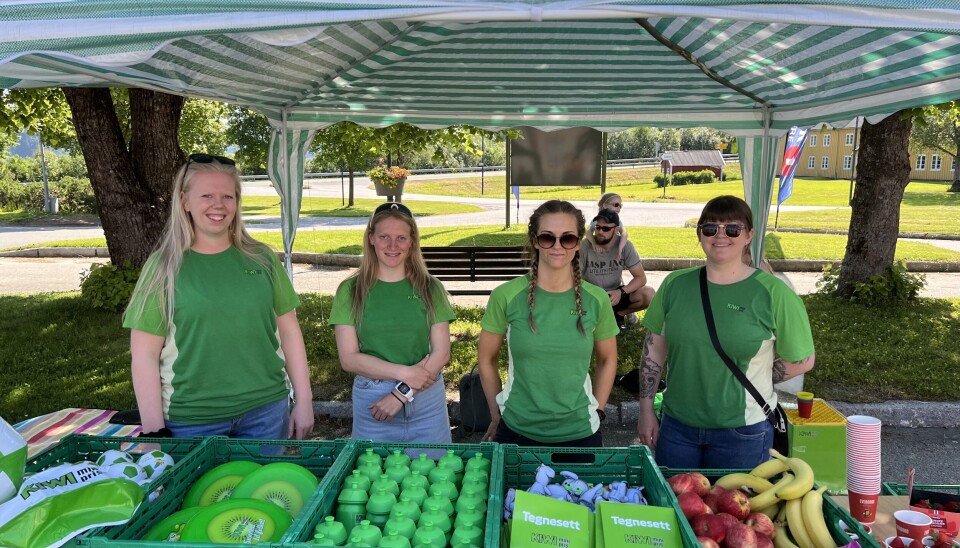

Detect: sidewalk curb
[6, 247, 960, 273]
[313, 399, 960, 429]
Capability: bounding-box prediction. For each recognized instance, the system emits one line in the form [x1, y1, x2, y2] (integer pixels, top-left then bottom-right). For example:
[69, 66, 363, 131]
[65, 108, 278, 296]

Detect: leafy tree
[311, 122, 377, 206]
[910, 100, 960, 191]
[1, 89, 79, 153]
[225, 106, 270, 174]
[679, 127, 730, 151]
[177, 99, 229, 156]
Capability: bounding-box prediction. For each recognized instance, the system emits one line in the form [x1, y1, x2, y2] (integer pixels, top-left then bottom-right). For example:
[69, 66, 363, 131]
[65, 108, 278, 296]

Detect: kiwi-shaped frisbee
[178, 498, 292, 543]
[229, 462, 318, 519]
[181, 460, 262, 508]
[142, 506, 204, 541]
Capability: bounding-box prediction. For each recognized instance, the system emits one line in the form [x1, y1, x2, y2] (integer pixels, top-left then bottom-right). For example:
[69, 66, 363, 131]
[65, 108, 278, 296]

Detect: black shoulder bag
[458, 365, 491, 434]
[699, 267, 789, 455]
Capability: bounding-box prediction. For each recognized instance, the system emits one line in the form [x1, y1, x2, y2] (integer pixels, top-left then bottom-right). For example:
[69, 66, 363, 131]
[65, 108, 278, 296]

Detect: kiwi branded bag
[0, 462, 144, 548]
[0, 417, 27, 505]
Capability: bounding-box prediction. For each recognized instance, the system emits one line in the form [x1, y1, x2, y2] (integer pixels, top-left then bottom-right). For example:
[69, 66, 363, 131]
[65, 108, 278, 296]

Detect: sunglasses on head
[536, 233, 580, 249]
[595, 224, 617, 233]
[373, 202, 413, 218]
[699, 222, 746, 238]
[188, 153, 235, 166]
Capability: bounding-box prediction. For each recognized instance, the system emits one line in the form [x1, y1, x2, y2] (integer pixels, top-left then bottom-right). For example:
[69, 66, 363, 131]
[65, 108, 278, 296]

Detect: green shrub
[654, 169, 717, 188]
[80, 261, 141, 312]
[54, 176, 97, 214]
[0, 179, 26, 210]
[20, 183, 46, 211]
[816, 261, 926, 306]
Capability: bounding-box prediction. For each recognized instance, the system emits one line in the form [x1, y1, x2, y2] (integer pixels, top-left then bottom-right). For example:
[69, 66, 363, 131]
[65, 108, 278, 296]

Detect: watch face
[397, 383, 411, 395]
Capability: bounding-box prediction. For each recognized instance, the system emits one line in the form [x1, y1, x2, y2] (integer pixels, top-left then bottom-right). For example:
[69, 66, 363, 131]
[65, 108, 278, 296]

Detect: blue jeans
[655, 413, 772, 469]
[165, 397, 290, 440]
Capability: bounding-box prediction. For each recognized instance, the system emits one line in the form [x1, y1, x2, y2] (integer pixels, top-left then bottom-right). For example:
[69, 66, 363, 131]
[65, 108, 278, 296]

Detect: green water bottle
[438, 450, 464, 483]
[377, 529, 411, 548]
[357, 448, 383, 468]
[450, 517, 484, 547]
[428, 463, 456, 486]
[372, 473, 400, 497]
[401, 470, 428, 492]
[384, 510, 417, 541]
[390, 494, 422, 523]
[465, 451, 490, 474]
[412, 518, 446, 548]
[346, 534, 373, 547]
[314, 515, 348, 546]
[461, 468, 489, 488]
[384, 449, 411, 469]
[357, 460, 383, 484]
[454, 503, 485, 530]
[366, 486, 397, 528]
[312, 532, 338, 546]
[423, 492, 454, 517]
[428, 479, 458, 503]
[351, 520, 382, 547]
[384, 462, 410, 486]
[336, 480, 369, 536]
[455, 486, 486, 515]
[345, 469, 373, 493]
[399, 484, 428, 507]
[409, 453, 436, 477]
[418, 509, 452, 542]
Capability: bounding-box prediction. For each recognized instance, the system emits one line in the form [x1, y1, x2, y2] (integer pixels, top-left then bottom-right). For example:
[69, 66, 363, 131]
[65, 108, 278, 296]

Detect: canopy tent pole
[739, 108, 781, 268]
[266, 109, 316, 279]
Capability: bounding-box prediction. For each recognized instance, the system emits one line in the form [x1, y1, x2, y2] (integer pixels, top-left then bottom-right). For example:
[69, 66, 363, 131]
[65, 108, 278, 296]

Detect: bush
[654, 169, 717, 188]
[80, 261, 141, 312]
[816, 261, 926, 306]
[53, 176, 97, 214]
[20, 183, 46, 212]
[0, 179, 26, 210]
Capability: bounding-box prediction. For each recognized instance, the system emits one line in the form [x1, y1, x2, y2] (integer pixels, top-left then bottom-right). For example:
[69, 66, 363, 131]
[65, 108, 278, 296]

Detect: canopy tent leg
[739, 133, 781, 268]
[266, 113, 316, 279]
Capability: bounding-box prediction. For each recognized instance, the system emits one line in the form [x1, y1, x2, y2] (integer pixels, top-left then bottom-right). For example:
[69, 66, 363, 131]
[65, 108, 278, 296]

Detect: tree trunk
[63, 88, 184, 268]
[348, 170, 355, 207]
[835, 110, 912, 298]
[950, 150, 960, 192]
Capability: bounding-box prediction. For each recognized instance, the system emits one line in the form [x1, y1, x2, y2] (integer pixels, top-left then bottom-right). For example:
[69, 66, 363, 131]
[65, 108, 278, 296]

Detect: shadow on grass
[763, 232, 785, 259]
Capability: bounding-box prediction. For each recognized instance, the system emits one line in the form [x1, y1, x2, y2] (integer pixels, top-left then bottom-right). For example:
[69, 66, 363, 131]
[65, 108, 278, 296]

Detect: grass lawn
[18, 225, 960, 262]
[2, 292, 957, 422]
[241, 196, 481, 218]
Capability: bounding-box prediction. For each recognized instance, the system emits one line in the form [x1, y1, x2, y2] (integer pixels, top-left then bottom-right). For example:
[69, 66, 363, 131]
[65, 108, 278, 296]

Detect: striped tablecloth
[14, 408, 142, 458]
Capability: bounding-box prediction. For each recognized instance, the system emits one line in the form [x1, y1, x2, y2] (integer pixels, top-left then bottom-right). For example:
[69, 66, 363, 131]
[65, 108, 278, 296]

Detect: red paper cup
[894, 510, 933, 540]
[849, 491, 880, 524]
[797, 391, 814, 418]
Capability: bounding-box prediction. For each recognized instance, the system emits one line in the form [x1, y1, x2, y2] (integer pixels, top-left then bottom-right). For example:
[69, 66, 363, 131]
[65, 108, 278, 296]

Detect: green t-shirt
[642, 267, 815, 429]
[123, 246, 299, 424]
[328, 277, 455, 366]
[480, 275, 620, 443]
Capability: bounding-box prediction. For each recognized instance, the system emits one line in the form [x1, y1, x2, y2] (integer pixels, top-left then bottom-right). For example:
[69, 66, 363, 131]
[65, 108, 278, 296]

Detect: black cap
[593, 208, 620, 226]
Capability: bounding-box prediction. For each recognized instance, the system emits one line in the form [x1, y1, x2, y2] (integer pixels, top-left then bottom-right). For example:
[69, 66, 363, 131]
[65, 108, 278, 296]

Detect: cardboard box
[595, 501, 682, 548]
[786, 399, 847, 494]
[910, 488, 960, 536]
[510, 490, 593, 548]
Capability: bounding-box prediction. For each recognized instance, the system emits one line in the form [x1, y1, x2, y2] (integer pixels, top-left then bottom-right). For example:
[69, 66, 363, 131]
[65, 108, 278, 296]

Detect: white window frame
[952, 157, 957, 171]
[931, 154, 942, 171]
[843, 155, 853, 170]
[916, 154, 926, 171]
[807, 156, 815, 169]
[821, 156, 829, 169]
[823, 134, 831, 147]
[845, 133, 855, 146]
[809, 135, 817, 147]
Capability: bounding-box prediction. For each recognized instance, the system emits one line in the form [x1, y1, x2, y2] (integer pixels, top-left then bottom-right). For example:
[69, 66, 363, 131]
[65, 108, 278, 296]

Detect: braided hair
[526, 200, 587, 335]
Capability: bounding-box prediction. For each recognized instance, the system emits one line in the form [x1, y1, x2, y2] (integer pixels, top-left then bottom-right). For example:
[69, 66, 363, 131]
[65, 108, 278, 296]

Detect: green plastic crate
[284, 439, 501, 548]
[499, 445, 698, 548]
[661, 467, 880, 548]
[883, 482, 960, 496]
[84, 437, 348, 548]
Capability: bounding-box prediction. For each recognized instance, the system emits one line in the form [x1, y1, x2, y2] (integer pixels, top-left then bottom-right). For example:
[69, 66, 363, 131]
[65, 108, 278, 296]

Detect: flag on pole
[511, 185, 520, 208]
[778, 126, 809, 205]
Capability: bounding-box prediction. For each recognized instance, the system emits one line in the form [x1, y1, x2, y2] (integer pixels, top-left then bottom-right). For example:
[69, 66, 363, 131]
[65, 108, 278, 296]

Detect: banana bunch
[715, 449, 837, 548]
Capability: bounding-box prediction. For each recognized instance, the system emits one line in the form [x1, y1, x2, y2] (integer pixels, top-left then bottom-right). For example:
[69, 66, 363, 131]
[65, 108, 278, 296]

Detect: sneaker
[626, 313, 639, 326]
[616, 314, 628, 331]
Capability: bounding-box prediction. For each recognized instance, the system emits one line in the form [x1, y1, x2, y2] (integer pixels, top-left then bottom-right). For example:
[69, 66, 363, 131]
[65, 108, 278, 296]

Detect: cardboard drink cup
[797, 392, 814, 418]
[849, 491, 880, 524]
[894, 510, 933, 540]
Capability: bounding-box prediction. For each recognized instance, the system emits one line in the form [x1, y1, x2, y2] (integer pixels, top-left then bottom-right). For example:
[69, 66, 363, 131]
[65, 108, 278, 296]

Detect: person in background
[477, 200, 619, 448]
[637, 195, 815, 468]
[584, 192, 630, 259]
[330, 202, 455, 443]
[580, 208, 655, 331]
[125, 154, 314, 440]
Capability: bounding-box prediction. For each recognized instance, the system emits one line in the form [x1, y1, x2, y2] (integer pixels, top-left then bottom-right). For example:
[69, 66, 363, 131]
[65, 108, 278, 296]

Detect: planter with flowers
[368, 164, 410, 197]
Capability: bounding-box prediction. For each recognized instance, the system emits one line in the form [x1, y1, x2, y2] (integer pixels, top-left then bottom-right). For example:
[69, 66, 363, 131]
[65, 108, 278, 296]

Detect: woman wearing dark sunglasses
[477, 200, 619, 448]
[637, 195, 815, 468]
[124, 154, 314, 442]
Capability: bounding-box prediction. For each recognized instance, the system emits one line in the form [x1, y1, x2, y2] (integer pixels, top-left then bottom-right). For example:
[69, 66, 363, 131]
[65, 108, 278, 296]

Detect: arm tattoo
[772, 357, 787, 384]
[639, 332, 663, 398]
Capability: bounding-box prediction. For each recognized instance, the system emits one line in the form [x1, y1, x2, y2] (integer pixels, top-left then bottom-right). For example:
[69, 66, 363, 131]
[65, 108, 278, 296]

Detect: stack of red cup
[846, 415, 882, 524]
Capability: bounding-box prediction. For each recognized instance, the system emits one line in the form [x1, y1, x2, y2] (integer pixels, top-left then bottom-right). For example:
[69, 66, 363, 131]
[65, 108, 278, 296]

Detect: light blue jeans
[165, 397, 290, 440]
[352, 372, 451, 457]
[654, 413, 772, 469]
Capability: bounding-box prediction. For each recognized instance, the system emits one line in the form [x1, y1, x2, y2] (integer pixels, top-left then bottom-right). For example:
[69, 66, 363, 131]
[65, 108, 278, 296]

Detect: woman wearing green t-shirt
[638, 195, 815, 468]
[477, 200, 619, 447]
[330, 203, 455, 443]
[124, 155, 314, 441]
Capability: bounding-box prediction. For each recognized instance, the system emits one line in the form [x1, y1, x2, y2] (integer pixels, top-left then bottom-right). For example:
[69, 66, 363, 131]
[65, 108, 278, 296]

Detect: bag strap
[699, 267, 777, 421]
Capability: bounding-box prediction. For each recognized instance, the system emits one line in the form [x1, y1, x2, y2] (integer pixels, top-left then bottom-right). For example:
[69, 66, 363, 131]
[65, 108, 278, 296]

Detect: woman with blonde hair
[330, 202, 455, 442]
[477, 200, 619, 447]
[124, 154, 314, 440]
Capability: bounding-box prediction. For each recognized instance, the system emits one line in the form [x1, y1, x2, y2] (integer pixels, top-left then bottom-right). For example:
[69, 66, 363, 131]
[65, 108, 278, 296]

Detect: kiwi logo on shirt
[727, 303, 746, 312]
[244, 269, 263, 276]
[569, 309, 585, 316]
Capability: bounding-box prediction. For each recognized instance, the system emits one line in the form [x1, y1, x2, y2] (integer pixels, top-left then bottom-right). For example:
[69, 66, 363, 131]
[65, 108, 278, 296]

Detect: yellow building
[776, 119, 957, 181]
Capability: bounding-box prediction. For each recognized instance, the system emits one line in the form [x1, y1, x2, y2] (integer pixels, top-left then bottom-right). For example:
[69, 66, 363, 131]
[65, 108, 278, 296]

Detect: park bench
[422, 245, 529, 296]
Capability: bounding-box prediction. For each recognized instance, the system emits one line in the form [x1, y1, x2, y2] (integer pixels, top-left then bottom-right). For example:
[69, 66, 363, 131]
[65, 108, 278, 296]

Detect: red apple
[715, 513, 741, 533]
[744, 512, 776, 539]
[710, 485, 731, 497]
[688, 471, 712, 497]
[704, 493, 721, 513]
[755, 534, 774, 548]
[717, 488, 752, 521]
[723, 523, 759, 548]
[691, 514, 726, 543]
[668, 473, 699, 496]
[678, 492, 710, 520]
[698, 537, 721, 548]
[889, 538, 906, 548]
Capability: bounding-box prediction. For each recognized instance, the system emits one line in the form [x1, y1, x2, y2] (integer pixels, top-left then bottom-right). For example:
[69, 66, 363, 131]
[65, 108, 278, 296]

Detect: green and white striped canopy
[3, 1, 960, 267]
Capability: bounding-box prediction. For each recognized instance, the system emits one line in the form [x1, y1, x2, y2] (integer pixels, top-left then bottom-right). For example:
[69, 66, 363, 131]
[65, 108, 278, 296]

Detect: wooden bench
[422, 246, 529, 295]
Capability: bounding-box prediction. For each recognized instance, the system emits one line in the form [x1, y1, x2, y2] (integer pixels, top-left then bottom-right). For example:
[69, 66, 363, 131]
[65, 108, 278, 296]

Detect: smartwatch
[395, 382, 416, 402]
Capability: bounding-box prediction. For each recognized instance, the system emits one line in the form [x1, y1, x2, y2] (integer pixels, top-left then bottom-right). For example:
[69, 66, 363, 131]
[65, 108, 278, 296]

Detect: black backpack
[458, 366, 491, 434]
